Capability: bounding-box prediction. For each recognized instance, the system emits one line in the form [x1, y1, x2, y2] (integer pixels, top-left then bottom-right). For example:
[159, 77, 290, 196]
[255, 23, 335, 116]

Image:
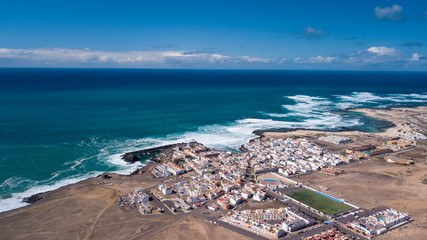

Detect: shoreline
[254, 107, 398, 136]
[11, 106, 426, 211]
[256, 106, 426, 139]
[1, 105, 426, 239]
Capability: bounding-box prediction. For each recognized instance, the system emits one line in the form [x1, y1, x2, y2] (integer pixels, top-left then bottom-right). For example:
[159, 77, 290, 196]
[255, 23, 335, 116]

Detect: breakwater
[121, 143, 180, 163]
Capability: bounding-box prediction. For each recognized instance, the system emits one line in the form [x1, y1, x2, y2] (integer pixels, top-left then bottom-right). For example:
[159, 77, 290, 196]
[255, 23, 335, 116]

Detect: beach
[258, 106, 427, 139]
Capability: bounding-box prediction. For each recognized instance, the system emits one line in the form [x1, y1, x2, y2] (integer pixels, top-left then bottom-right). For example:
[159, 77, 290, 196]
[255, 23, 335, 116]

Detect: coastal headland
[1, 106, 427, 240]
[122, 143, 182, 164]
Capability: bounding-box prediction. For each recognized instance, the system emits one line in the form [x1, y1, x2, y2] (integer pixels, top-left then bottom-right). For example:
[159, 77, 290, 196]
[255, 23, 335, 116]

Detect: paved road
[283, 224, 334, 240]
[145, 191, 173, 215]
[333, 220, 369, 240]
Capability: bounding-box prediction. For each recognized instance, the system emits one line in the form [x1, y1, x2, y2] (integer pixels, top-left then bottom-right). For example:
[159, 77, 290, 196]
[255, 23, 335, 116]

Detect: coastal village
[114, 107, 427, 240]
[1, 107, 426, 240]
[2, 1, 427, 240]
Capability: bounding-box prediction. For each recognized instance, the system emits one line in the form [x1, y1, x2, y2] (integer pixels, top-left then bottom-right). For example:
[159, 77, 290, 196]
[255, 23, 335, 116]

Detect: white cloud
[310, 56, 336, 63]
[0, 47, 424, 70]
[344, 47, 402, 66]
[367, 46, 398, 56]
[375, 5, 402, 21]
[302, 27, 326, 40]
[295, 56, 336, 64]
[410, 53, 421, 61]
[293, 46, 425, 70]
[0, 48, 284, 68]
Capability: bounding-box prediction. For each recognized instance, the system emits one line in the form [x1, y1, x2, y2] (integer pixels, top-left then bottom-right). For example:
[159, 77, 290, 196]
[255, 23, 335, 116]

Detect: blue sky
[0, 0, 426, 70]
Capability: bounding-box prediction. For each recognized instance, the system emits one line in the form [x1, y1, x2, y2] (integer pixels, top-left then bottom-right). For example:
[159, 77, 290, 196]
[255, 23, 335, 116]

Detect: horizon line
[1, 67, 427, 73]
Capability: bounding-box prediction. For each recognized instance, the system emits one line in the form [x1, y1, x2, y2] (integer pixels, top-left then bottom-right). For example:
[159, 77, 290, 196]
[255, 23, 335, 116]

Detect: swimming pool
[262, 179, 276, 182]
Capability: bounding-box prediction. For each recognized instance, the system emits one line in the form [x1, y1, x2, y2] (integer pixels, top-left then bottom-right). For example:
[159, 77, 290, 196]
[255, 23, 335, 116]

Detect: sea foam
[1, 91, 425, 214]
[0, 171, 101, 213]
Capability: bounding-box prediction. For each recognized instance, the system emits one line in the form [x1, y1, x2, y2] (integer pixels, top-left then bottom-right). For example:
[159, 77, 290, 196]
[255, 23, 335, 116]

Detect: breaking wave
[335, 92, 427, 104]
[0, 172, 101, 213]
[1, 91, 425, 213]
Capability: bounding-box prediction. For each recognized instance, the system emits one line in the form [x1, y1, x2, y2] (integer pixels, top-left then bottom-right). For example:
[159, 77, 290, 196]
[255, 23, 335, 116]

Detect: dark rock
[121, 143, 180, 163]
[23, 194, 42, 204]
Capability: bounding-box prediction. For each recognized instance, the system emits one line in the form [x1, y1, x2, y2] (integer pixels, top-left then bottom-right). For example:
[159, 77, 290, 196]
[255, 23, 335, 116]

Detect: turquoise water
[0, 69, 426, 212]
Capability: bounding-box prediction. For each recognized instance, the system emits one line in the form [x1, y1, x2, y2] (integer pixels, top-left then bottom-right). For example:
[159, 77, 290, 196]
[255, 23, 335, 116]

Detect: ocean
[0, 68, 426, 212]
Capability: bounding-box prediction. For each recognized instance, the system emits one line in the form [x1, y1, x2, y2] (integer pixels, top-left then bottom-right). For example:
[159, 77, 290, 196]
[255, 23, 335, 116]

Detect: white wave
[0, 177, 34, 190]
[63, 156, 89, 170]
[335, 92, 427, 104]
[283, 95, 333, 113]
[407, 93, 427, 99]
[287, 95, 328, 101]
[104, 153, 144, 175]
[265, 111, 322, 118]
[264, 113, 290, 118]
[0, 171, 102, 213]
[334, 102, 361, 109]
[284, 114, 359, 129]
[0, 138, 154, 213]
[68, 137, 162, 175]
[112, 118, 292, 152]
[335, 92, 382, 103]
[386, 93, 427, 103]
[185, 119, 282, 149]
[3, 91, 423, 214]
[272, 95, 361, 132]
[67, 92, 419, 181]
[167, 114, 360, 152]
[44, 172, 62, 182]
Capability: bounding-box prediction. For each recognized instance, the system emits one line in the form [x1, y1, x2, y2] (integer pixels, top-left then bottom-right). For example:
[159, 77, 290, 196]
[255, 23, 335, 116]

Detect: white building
[253, 192, 265, 202]
[242, 191, 252, 199]
[158, 184, 173, 195]
[230, 196, 243, 205]
[166, 162, 185, 175]
[129, 190, 150, 203]
[208, 203, 219, 211]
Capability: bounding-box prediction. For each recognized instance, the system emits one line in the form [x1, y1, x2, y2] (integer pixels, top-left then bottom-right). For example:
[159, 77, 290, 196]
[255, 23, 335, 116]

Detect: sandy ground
[0, 173, 250, 240]
[260, 106, 427, 140]
[1, 106, 426, 239]
[259, 106, 427, 239]
[238, 199, 284, 211]
[349, 106, 427, 138]
[295, 159, 427, 240]
[148, 216, 250, 240]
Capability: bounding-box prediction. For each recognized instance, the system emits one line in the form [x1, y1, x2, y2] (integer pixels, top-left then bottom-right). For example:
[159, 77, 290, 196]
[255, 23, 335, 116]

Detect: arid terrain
[0, 172, 250, 240]
[295, 158, 427, 240]
[1, 106, 426, 240]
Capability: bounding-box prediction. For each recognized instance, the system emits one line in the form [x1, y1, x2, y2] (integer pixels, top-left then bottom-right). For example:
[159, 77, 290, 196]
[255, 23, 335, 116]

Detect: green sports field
[286, 189, 352, 215]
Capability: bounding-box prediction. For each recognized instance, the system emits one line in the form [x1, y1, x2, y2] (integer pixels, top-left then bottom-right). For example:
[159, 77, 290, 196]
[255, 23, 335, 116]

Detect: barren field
[238, 199, 285, 211]
[0, 173, 249, 240]
[295, 159, 427, 240]
[1, 106, 426, 239]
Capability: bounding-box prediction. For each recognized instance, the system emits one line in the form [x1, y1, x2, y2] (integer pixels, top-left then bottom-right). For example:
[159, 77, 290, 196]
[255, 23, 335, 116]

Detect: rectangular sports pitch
[286, 189, 352, 215]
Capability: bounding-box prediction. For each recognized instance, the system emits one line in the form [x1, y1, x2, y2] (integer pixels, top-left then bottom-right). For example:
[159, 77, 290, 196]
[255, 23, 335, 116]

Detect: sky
[0, 0, 426, 70]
